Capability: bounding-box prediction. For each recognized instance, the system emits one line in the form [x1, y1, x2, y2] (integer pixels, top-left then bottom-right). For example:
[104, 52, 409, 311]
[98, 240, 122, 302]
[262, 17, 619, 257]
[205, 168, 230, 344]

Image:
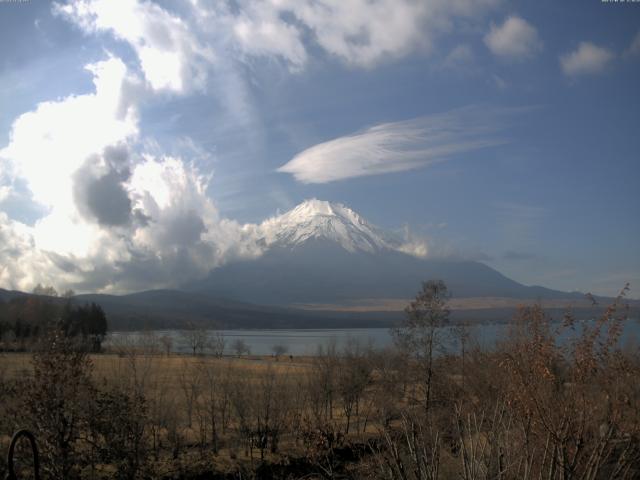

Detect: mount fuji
[187, 199, 577, 306]
[2, 199, 606, 331]
[255, 199, 395, 254]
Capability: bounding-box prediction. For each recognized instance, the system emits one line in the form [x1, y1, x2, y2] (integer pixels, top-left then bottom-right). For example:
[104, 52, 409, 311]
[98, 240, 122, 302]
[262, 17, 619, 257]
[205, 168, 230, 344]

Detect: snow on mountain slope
[255, 199, 399, 254]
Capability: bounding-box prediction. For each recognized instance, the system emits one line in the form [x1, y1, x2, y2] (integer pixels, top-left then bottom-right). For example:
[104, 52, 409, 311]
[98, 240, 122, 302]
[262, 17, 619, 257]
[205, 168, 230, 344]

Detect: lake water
[106, 320, 640, 356]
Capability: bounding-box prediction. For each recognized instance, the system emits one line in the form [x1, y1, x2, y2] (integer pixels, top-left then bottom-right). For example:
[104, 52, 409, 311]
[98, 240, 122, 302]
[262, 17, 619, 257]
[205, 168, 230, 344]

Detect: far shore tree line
[0, 285, 108, 352]
[113, 326, 291, 359]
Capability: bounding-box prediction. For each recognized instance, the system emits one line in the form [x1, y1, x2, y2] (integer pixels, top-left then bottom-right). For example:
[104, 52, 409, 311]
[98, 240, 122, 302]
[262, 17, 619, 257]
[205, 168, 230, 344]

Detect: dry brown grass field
[1, 348, 386, 478]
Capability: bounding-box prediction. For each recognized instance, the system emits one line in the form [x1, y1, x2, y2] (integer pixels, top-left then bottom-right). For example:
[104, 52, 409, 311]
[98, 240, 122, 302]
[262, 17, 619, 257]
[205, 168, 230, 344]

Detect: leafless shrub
[229, 366, 292, 461]
[88, 387, 149, 479]
[374, 412, 441, 480]
[24, 330, 96, 479]
[496, 286, 640, 479]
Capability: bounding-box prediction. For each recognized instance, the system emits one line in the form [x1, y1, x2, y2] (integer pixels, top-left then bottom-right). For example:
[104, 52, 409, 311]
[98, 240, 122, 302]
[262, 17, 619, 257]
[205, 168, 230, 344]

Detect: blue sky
[0, 0, 638, 297]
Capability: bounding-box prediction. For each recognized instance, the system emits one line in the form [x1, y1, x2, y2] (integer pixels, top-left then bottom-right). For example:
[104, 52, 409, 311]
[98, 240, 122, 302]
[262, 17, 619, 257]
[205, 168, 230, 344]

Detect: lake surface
[106, 320, 640, 356]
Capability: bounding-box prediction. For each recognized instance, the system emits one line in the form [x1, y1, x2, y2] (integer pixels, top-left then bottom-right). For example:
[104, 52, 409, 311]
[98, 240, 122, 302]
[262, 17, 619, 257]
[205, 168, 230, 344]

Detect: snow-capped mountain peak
[257, 199, 393, 253]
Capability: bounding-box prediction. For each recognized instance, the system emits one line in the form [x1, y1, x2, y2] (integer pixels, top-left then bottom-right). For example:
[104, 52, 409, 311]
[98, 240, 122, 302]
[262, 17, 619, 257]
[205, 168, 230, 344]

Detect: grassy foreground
[1, 290, 640, 479]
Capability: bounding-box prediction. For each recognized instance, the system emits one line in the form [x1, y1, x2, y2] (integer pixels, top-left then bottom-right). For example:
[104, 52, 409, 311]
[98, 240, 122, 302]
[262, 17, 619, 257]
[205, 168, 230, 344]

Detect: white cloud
[0, 57, 138, 214]
[560, 42, 615, 76]
[225, 0, 500, 68]
[277, 107, 511, 184]
[0, 54, 251, 293]
[273, 0, 431, 68]
[226, 2, 308, 70]
[0, 213, 57, 291]
[0, 150, 244, 293]
[484, 16, 542, 60]
[54, 0, 215, 93]
[442, 44, 474, 69]
[397, 239, 429, 259]
[56, 0, 501, 78]
[624, 31, 640, 57]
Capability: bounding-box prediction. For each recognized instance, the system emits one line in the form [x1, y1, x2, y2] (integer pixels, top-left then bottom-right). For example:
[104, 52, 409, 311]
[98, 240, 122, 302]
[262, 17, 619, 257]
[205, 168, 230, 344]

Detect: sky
[0, 0, 639, 298]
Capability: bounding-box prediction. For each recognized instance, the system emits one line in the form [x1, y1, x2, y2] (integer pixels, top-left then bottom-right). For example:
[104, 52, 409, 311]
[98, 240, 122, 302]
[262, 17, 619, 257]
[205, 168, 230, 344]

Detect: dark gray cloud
[84, 170, 132, 226]
[102, 144, 130, 167]
[156, 209, 206, 247]
[73, 146, 134, 227]
[46, 251, 80, 273]
[61, 240, 218, 294]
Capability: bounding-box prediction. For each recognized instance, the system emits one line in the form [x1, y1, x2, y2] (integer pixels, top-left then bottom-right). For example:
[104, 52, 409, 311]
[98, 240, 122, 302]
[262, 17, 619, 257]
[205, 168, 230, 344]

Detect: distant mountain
[2, 286, 634, 332]
[0, 287, 398, 330]
[3, 200, 631, 331]
[188, 199, 582, 306]
[73, 290, 315, 330]
[0, 288, 29, 302]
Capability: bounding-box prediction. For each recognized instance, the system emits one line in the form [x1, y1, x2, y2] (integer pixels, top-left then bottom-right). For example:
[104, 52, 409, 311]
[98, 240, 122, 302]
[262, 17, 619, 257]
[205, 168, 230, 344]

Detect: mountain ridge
[189, 199, 584, 305]
[3, 287, 632, 332]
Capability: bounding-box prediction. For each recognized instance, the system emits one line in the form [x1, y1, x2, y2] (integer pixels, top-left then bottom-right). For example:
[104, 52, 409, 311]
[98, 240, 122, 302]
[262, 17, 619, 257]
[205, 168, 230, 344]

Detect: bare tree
[144, 359, 174, 460]
[310, 340, 339, 423]
[181, 323, 209, 356]
[369, 347, 409, 430]
[178, 359, 202, 428]
[272, 343, 288, 359]
[208, 332, 226, 358]
[229, 366, 292, 461]
[197, 360, 228, 453]
[393, 279, 450, 415]
[159, 334, 173, 356]
[232, 338, 250, 357]
[32, 283, 58, 297]
[452, 321, 471, 391]
[337, 338, 373, 435]
[138, 330, 159, 356]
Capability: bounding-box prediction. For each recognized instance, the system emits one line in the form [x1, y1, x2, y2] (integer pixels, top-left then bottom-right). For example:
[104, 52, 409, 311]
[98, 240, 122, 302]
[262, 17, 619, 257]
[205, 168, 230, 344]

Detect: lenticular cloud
[277, 107, 510, 184]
